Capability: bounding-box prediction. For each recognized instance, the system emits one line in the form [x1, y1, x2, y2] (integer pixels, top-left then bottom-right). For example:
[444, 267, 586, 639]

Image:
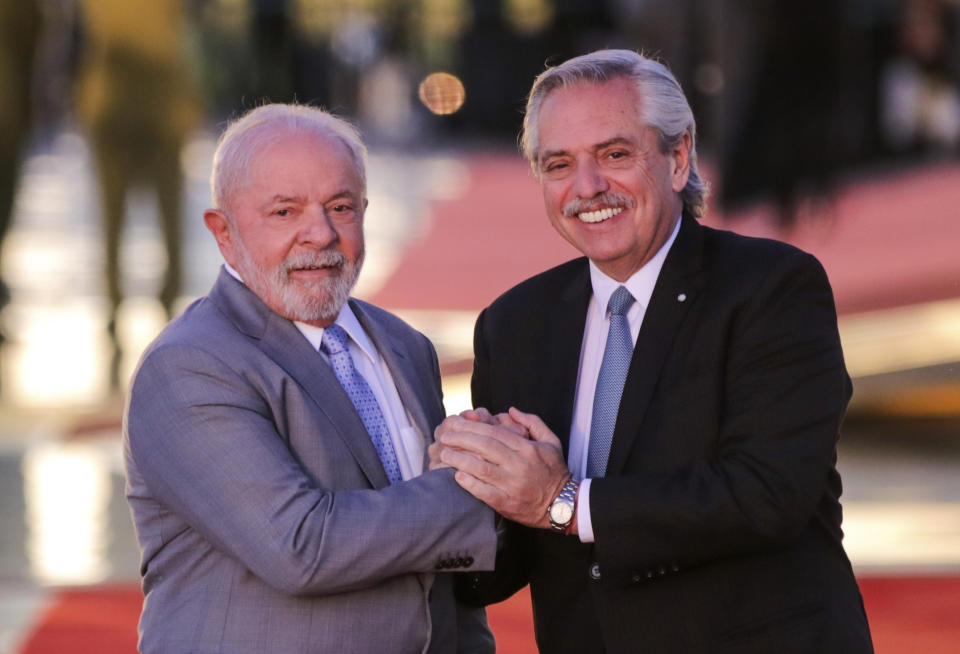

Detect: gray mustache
[562, 192, 635, 218]
[282, 250, 347, 275]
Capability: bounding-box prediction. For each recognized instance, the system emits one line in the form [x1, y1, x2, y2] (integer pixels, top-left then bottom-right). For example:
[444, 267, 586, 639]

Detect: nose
[572, 158, 609, 199]
[298, 206, 337, 248]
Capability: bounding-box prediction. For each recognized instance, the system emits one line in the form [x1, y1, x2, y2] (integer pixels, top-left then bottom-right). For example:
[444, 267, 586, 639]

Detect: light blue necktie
[321, 324, 403, 484]
[587, 286, 636, 478]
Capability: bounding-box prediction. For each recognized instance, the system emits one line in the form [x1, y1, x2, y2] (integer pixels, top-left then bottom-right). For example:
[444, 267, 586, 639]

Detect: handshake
[428, 407, 574, 532]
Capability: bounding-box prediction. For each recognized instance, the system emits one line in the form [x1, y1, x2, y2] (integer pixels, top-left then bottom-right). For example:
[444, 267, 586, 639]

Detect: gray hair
[210, 103, 368, 212]
[521, 49, 709, 218]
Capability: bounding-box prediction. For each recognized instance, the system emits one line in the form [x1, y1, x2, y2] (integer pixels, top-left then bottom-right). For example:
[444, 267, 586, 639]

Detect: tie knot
[321, 324, 350, 355]
[608, 286, 635, 316]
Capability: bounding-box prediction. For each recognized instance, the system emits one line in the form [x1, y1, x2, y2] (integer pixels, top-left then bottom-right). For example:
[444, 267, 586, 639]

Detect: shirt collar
[295, 305, 376, 364]
[588, 216, 681, 313]
[222, 264, 373, 362]
[224, 262, 243, 282]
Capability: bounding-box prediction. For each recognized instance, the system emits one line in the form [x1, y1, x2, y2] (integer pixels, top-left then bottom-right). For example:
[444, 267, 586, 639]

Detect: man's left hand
[429, 408, 524, 470]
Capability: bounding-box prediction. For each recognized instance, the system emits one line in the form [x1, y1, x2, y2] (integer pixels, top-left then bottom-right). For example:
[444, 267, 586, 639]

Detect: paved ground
[0, 130, 958, 651]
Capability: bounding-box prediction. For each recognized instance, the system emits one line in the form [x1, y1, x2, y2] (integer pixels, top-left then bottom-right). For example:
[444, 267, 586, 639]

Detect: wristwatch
[548, 477, 580, 533]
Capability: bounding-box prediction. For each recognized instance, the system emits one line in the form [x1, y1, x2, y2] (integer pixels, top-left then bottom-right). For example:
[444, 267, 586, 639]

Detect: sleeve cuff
[576, 478, 595, 543]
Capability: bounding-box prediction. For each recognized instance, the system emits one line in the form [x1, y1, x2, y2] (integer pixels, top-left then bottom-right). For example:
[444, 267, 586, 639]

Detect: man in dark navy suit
[431, 49, 874, 654]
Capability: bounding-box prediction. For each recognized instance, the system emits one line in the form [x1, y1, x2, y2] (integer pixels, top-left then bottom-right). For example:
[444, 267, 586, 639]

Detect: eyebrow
[540, 136, 637, 162]
[263, 194, 306, 207]
[325, 190, 359, 202]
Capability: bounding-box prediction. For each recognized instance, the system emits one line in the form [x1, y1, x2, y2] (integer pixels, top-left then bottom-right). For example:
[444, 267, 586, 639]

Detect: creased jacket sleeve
[125, 342, 497, 597]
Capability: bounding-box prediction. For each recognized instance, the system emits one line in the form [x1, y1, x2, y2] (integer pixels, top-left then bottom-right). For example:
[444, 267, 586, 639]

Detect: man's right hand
[434, 408, 569, 529]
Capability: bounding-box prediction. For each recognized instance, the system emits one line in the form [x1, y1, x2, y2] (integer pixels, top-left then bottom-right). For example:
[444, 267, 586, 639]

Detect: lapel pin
[677, 293, 687, 302]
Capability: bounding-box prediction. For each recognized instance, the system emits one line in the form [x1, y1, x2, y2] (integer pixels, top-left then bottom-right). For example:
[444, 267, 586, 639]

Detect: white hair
[210, 103, 368, 213]
[521, 49, 709, 218]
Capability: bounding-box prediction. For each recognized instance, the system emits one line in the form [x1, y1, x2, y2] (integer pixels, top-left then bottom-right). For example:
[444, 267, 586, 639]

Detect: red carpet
[17, 586, 141, 654]
[15, 577, 960, 653]
[370, 154, 578, 312]
[858, 576, 960, 654]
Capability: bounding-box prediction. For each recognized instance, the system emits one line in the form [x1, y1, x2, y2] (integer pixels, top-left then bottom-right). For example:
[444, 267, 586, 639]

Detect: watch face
[550, 501, 574, 525]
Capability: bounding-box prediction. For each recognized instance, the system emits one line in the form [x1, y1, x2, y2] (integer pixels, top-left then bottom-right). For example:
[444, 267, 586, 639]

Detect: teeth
[578, 207, 622, 223]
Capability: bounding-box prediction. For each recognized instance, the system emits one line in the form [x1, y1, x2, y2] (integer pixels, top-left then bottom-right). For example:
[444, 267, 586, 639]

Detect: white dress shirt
[570, 218, 681, 541]
[224, 264, 425, 480]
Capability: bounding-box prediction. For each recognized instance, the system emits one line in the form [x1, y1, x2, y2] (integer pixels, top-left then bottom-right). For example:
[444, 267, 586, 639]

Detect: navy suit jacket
[459, 216, 874, 653]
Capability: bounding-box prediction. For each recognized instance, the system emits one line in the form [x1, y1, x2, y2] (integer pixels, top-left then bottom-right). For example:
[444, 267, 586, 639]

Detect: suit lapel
[605, 216, 707, 474]
[544, 262, 592, 454]
[351, 300, 436, 448]
[209, 270, 390, 488]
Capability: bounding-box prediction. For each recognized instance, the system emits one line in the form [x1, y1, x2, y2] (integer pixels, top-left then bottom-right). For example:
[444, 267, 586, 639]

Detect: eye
[543, 160, 569, 175]
[269, 206, 296, 218]
[329, 203, 357, 216]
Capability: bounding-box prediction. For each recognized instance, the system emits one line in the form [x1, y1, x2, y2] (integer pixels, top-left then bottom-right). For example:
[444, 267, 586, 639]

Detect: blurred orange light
[418, 72, 466, 115]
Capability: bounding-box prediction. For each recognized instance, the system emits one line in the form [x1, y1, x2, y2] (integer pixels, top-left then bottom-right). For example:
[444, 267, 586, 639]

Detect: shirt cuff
[576, 478, 595, 543]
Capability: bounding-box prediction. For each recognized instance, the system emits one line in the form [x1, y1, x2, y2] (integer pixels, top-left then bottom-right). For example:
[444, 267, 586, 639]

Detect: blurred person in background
[75, 0, 201, 388]
[248, 0, 296, 102]
[0, 0, 43, 325]
[716, 0, 849, 227]
[123, 104, 497, 654]
[882, 0, 960, 154]
[431, 49, 874, 653]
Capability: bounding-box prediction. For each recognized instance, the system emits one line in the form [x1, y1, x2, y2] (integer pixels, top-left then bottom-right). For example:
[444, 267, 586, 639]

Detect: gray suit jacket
[124, 269, 498, 654]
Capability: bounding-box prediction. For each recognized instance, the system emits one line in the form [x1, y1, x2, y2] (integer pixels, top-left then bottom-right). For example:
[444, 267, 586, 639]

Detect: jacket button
[631, 573, 642, 583]
[658, 566, 667, 576]
[463, 556, 474, 568]
[589, 563, 601, 580]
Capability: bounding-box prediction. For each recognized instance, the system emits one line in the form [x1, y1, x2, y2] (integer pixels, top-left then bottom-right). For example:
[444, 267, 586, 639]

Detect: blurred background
[1, 0, 959, 652]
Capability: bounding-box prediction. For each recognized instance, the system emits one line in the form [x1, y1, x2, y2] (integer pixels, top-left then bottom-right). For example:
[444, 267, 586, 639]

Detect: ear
[203, 209, 236, 264]
[670, 131, 692, 193]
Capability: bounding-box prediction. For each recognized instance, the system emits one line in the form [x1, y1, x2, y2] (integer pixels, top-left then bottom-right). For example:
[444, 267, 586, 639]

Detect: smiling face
[535, 77, 691, 281]
[204, 127, 366, 327]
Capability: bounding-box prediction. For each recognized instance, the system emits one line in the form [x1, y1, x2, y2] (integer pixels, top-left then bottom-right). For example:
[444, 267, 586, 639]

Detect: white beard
[232, 232, 363, 323]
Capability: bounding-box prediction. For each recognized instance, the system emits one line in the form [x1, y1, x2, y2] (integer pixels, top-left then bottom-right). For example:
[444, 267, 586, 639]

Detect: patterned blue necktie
[321, 324, 402, 484]
[587, 286, 636, 478]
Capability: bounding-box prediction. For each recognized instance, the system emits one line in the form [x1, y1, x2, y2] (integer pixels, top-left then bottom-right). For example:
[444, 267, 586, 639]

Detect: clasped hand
[428, 407, 571, 530]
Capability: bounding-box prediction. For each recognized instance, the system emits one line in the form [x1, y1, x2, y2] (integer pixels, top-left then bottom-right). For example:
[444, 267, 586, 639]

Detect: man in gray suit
[123, 103, 499, 654]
